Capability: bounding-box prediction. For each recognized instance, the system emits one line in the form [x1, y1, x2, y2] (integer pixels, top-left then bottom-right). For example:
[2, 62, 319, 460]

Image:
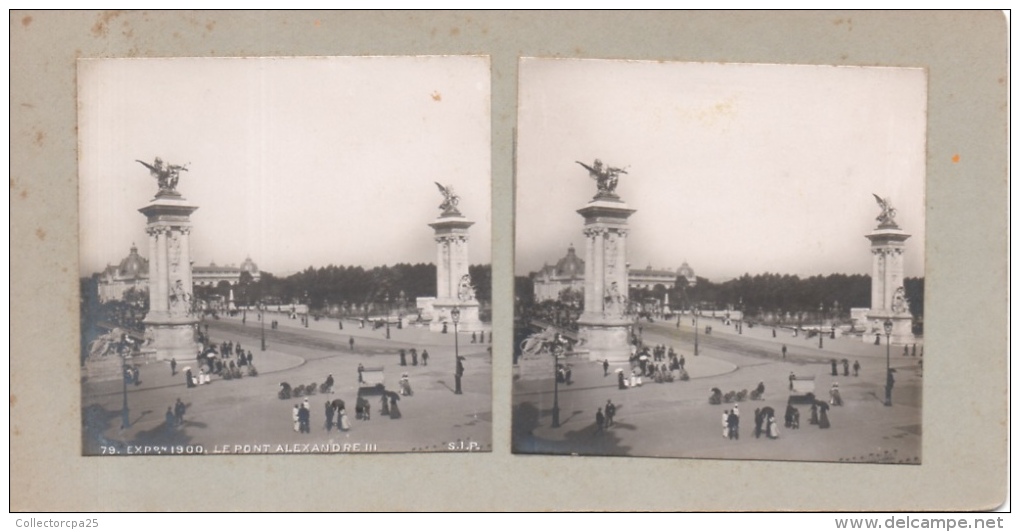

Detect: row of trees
[518, 272, 924, 321]
[668, 273, 924, 320]
[196, 263, 492, 313]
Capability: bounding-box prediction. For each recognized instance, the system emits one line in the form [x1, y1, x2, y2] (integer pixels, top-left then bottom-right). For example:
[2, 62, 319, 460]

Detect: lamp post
[816, 302, 824, 348]
[694, 306, 700, 356]
[551, 338, 562, 428]
[884, 319, 893, 406]
[260, 301, 266, 351]
[384, 294, 391, 339]
[119, 338, 130, 429]
[398, 290, 405, 329]
[451, 307, 462, 394]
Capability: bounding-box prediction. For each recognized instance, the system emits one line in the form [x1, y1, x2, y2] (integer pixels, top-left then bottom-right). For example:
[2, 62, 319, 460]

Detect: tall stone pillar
[864, 196, 914, 345]
[138, 161, 200, 361]
[428, 184, 483, 332]
[576, 195, 636, 362]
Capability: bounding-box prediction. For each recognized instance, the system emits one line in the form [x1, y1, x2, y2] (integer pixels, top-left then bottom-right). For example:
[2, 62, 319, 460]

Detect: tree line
[199, 263, 492, 312]
[646, 272, 924, 319]
[517, 272, 924, 320]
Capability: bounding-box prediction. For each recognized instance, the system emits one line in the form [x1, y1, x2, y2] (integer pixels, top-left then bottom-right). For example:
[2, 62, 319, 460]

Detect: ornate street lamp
[551, 337, 563, 428]
[451, 307, 462, 394]
[818, 302, 824, 348]
[884, 319, 893, 406]
[694, 306, 700, 356]
[119, 337, 131, 429]
[260, 300, 266, 351]
[385, 293, 391, 339]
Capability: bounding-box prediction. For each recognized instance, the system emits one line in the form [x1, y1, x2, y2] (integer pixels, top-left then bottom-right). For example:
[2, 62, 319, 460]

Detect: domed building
[678, 261, 697, 287]
[95, 244, 260, 303]
[533, 244, 586, 301]
[532, 245, 695, 302]
[96, 243, 149, 302]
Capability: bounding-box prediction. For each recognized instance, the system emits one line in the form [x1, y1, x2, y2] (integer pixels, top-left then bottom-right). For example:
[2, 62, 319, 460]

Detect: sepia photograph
[78, 56, 493, 455]
[514, 58, 927, 463]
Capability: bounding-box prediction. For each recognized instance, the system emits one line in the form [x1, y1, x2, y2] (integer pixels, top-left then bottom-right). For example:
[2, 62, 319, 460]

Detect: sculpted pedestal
[139, 193, 200, 361]
[576, 198, 636, 362]
[429, 212, 483, 332]
[863, 208, 914, 346]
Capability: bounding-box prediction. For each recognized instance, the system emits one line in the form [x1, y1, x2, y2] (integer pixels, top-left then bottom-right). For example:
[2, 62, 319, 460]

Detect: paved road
[513, 316, 923, 463]
[82, 312, 493, 455]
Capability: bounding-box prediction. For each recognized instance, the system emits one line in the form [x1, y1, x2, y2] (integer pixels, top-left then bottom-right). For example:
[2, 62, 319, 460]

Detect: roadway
[513, 314, 923, 463]
[81, 311, 493, 455]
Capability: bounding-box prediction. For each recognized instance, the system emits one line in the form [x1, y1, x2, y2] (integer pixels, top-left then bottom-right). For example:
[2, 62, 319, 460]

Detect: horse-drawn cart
[788, 375, 816, 404]
[358, 366, 386, 395]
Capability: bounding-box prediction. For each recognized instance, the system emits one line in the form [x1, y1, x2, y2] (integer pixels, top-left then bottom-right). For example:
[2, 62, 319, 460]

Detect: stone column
[155, 228, 169, 315]
[592, 228, 605, 313]
[616, 229, 629, 302]
[435, 236, 449, 299]
[576, 198, 636, 362]
[429, 213, 482, 332]
[583, 228, 597, 311]
[147, 227, 161, 317]
[864, 222, 913, 345]
[180, 227, 194, 296]
[140, 194, 200, 361]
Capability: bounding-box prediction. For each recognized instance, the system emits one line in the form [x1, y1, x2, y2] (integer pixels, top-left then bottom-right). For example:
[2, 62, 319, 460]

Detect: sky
[78, 56, 491, 277]
[515, 59, 927, 281]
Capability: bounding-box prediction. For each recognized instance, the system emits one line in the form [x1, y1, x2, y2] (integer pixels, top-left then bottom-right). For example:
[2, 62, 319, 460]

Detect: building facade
[96, 244, 260, 302]
[532, 245, 696, 302]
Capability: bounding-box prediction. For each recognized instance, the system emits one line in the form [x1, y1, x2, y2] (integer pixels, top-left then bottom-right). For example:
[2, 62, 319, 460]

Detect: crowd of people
[615, 343, 690, 389]
[179, 335, 259, 388]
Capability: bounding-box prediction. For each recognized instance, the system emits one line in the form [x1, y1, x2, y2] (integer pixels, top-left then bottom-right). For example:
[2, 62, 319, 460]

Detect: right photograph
[513, 58, 926, 463]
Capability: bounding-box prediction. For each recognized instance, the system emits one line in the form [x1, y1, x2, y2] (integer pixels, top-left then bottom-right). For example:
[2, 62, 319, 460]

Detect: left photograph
[78, 56, 492, 455]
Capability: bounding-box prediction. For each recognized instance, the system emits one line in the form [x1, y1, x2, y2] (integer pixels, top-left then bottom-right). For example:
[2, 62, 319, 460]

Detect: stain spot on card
[36, 228, 46, 240]
[92, 11, 122, 37]
[10, 394, 16, 407]
[431, 91, 442, 102]
[952, 154, 960, 163]
[21, 16, 32, 27]
[34, 130, 45, 147]
[450, 27, 460, 36]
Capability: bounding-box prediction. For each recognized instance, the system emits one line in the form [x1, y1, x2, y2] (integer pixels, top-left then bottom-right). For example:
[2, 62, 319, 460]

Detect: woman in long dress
[339, 408, 351, 431]
[389, 396, 402, 419]
[818, 403, 831, 429]
[767, 416, 779, 439]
